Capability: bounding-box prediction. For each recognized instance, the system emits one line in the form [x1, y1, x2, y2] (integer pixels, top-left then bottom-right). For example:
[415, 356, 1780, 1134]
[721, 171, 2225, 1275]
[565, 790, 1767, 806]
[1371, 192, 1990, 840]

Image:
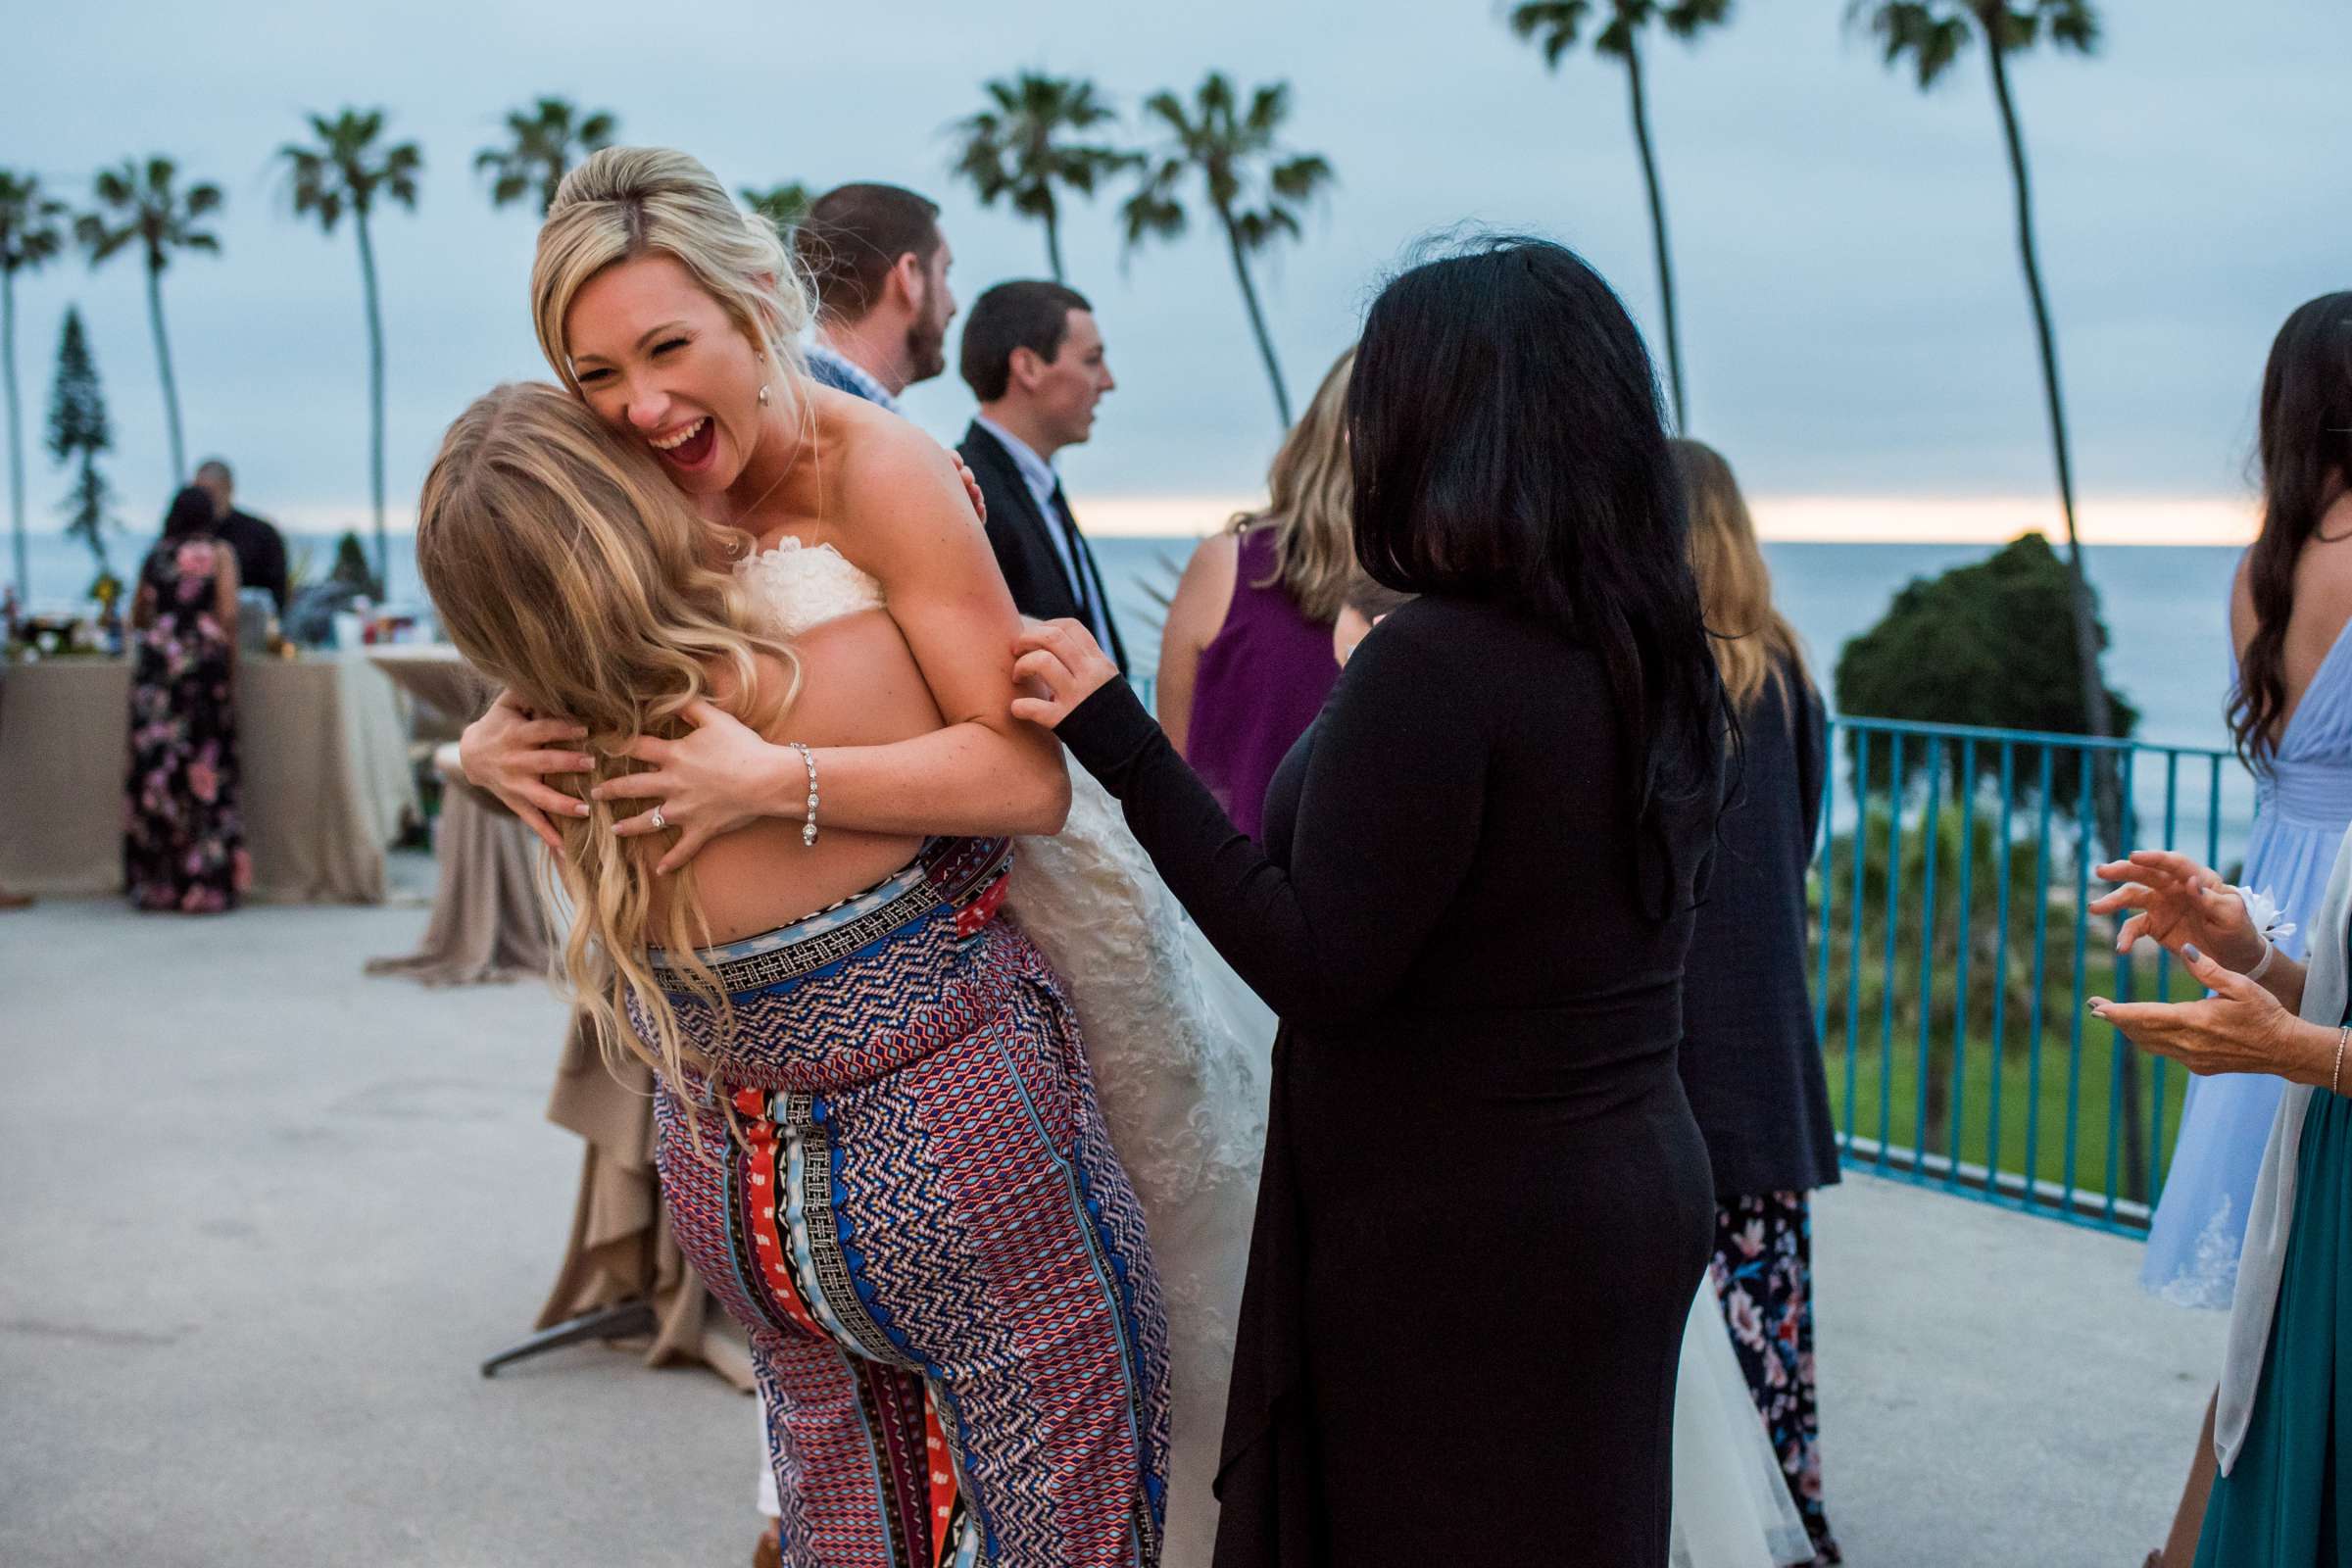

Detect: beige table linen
[367, 644, 494, 746]
[0, 654, 416, 902]
[366, 777, 554, 986]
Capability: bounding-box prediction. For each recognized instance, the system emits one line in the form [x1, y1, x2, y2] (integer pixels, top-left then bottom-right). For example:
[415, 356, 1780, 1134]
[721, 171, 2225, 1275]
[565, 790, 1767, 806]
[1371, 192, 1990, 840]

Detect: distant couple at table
[441, 145, 1806, 1567]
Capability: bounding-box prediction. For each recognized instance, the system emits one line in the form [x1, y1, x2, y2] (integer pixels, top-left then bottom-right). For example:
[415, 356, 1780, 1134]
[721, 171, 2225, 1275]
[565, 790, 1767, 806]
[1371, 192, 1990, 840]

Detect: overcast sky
[6, 0, 2344, 540]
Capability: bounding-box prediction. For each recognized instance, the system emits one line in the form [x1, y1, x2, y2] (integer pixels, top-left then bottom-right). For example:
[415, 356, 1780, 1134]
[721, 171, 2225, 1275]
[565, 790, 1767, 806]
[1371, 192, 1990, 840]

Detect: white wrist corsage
[2233, 885, 2295, 982]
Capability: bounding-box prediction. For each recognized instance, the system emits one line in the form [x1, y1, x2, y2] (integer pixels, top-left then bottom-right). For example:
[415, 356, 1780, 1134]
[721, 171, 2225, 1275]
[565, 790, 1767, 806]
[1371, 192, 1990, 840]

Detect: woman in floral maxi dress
[124, 486, 248, 912]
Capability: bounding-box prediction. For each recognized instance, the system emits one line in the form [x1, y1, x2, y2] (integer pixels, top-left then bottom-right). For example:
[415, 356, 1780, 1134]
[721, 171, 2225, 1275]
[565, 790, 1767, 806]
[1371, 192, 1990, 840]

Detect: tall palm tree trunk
[355, 206, 388, 596]
[1217, 205, 1292, 428]
[1623, 36, 1687, 433]
[4, 270, 25, 608]
[1985, 32, 2141, 1198]
[1043, 206, 1066, 285]
[145, 262, 186, 485]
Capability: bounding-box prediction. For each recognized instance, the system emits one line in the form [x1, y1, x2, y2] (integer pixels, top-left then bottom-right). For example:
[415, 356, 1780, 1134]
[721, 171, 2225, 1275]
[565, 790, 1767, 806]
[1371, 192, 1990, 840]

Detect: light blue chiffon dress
[2142, 623, 2352, 1306]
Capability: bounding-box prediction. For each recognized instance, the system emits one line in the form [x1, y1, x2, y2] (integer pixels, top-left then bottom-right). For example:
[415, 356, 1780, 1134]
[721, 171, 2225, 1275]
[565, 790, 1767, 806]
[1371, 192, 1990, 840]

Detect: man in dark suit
[192, 459, 289, 612]
[956, 280, 1127, 673]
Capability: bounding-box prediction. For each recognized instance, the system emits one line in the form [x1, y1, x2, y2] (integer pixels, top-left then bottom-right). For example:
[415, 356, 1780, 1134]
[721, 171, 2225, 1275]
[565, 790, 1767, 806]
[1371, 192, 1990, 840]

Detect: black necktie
[1049, 481, 1101, 631]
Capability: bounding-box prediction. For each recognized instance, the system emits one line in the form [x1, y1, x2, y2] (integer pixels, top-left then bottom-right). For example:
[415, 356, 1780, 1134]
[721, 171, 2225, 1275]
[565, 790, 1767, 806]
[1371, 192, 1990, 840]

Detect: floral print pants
[1710, 1190, 1838, 1565]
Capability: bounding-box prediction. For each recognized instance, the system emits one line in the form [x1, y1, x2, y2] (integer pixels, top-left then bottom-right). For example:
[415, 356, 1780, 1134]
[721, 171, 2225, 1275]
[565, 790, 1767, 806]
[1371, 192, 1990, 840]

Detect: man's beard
[906, 313, 949, 386]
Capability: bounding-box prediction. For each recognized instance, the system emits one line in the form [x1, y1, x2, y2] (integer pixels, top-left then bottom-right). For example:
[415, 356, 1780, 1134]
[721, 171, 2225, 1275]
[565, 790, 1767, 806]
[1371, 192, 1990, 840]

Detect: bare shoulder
[1167, 530, 1242, 643]
[2230, 548, 2256, 651]
[1187, 529, 1242, 580]
[828, 404, 966, 548]
[2294, 526, 2352, 638]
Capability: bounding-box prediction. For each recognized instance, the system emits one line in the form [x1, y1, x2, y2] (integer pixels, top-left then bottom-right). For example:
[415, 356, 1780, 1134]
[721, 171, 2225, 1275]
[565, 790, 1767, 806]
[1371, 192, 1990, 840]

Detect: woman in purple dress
[1153, 350, 1352, 840]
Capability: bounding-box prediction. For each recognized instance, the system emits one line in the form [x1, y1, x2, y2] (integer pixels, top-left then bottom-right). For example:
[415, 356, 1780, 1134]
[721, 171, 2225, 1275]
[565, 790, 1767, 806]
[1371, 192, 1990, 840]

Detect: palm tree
[740, 182, 815, 246]
[74, 157, 222, 486]
[950, 73, 1137, 283]
[1504, 1, 1731, 432]
[1123, 74, 1334, 427]
[475, 97, 617, 216]
[1847, 3, 2110, 759]
[280, 109, 422, 593]
[1851, 0, 2135, 1195]
[1, 172, 69, 608]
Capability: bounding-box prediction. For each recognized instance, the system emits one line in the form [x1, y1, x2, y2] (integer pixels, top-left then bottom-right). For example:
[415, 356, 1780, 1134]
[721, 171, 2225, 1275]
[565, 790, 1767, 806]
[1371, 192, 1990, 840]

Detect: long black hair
[162, 485, 218, 541]
[1348, 234, 1728, 914]
[2229, 292, 2352, 766]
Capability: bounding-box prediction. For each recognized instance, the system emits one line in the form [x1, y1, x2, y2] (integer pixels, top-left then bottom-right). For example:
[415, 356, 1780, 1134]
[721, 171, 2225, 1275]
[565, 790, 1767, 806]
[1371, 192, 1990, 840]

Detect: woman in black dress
[1011, 238, 1728, 1566]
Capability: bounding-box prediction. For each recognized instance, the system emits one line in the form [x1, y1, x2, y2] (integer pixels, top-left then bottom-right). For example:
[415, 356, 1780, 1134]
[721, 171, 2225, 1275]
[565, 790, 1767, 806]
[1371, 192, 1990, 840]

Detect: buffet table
[0, 653, 418, 902]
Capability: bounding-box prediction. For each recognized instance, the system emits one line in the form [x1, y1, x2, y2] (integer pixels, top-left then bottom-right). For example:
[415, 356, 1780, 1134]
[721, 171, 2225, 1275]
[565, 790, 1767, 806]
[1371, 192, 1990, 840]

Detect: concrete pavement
[1, 887, 2225, 1565]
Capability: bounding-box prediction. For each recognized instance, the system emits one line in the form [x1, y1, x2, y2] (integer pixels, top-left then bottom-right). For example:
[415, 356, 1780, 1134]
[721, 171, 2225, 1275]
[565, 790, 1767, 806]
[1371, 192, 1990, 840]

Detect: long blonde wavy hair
[1230, 348, 1356, 624]
[1676, 437, 1807, 711]
[531, 145, 813, 396]
[416, 383, 797, 1139]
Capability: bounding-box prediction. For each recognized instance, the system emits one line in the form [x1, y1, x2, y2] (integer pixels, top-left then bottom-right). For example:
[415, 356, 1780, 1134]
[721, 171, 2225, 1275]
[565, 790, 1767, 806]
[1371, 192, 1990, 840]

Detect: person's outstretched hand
[1010, 619, 1119, 730]
[2087, 849, 2265, 970]
[2091, 945, 2321, 1082]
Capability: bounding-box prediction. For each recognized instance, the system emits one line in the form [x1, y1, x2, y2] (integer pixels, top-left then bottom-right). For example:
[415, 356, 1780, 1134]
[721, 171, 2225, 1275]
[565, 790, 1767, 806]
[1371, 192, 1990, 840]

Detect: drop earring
[758, 383, 771, 407]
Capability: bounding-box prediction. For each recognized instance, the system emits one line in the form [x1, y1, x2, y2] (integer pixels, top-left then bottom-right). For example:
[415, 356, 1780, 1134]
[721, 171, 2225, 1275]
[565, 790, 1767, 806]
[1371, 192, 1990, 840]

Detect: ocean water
[13, 529, 2239, 748]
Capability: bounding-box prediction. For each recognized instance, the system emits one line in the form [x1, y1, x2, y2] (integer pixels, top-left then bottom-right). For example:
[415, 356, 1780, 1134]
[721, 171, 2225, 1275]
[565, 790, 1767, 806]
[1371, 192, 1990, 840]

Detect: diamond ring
[649, 805, 667, 832]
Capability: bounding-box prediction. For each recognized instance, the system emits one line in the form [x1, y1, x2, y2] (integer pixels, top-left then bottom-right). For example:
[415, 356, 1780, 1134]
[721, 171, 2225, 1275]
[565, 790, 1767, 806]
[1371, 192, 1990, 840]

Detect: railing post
[1843, 729, 1872, 1159]
[1950, 738, 1978, 1187]
[1915, 740, 1943, 1179]
[1879, 733, 1906, 1172]
[2026, 746, 2057, 1211]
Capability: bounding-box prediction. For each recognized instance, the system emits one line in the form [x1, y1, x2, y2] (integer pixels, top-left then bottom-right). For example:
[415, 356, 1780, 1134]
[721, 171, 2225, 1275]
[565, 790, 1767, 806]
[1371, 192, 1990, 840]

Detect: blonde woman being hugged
[1155, 350, 1354, 842]
[446, 148, 1167, 1568]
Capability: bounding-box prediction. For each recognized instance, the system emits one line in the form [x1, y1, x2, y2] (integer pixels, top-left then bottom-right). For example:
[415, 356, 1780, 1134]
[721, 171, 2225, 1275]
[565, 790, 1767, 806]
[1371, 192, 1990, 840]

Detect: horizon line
[24, 491, 2262, 549]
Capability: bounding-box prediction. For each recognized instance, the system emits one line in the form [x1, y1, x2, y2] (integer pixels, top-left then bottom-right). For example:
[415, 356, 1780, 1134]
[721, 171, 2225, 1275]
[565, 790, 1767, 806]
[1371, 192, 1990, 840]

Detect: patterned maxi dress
[2142, 622, 2352, 1305]
[123, 536, 247, 912]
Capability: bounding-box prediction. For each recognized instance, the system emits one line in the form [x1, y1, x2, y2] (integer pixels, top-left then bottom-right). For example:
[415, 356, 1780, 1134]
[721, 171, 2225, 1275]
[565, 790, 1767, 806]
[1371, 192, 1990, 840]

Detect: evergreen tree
[45, 307, 116, 577]
[328, 529, 377, 599]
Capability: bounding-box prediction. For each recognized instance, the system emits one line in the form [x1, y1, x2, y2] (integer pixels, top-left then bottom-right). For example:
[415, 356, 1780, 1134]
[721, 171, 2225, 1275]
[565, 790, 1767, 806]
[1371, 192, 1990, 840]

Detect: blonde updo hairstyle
[532, 145, 812, 400]
[416, 381, 799, 1146]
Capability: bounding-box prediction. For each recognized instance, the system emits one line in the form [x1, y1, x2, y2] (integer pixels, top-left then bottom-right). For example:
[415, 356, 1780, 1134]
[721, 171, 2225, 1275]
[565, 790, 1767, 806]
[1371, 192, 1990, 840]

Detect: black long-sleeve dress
[1679, 656, 1840, 1200]
[1056, 594, 1717, 1567]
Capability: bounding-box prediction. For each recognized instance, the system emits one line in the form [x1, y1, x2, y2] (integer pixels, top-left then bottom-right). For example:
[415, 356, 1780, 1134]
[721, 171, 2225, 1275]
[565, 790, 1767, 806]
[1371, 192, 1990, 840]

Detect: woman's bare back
[661, 608, 944, 944]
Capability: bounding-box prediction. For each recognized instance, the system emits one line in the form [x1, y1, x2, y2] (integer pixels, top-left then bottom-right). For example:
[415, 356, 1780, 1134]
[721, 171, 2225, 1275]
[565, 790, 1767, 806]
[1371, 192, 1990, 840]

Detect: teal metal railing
[1812, 716, 2248, 1236]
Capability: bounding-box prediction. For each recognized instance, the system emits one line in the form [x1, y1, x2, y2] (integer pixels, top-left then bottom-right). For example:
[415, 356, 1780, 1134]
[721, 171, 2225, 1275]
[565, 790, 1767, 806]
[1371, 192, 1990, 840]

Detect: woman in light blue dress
[2138, 290, 2352, 1567]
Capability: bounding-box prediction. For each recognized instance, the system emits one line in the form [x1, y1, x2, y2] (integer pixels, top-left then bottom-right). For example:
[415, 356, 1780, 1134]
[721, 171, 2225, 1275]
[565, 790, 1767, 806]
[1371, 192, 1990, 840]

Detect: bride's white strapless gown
[737, 537, 1810, 1568]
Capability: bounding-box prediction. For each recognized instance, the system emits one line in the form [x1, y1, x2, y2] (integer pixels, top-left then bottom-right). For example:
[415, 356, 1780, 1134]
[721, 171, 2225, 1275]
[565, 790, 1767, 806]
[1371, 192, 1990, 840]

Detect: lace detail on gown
[733, 536, 885, 639]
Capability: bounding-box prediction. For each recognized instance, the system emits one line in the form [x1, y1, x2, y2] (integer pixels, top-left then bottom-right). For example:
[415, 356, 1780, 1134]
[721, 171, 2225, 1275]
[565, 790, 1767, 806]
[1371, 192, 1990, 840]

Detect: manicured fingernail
[2182, 945, 2202, 962]
[574, 802, 592, 816]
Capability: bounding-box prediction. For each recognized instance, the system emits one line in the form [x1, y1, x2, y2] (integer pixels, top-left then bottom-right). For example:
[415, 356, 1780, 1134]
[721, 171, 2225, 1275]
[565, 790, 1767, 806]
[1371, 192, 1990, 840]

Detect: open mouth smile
[650, 416, 716, 469]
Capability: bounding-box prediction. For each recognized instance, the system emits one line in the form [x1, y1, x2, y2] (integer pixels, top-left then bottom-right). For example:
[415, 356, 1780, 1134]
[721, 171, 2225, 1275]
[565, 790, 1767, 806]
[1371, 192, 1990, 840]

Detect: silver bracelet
[789, 743, 818, 848]
[2246, 937, 2278, 984]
